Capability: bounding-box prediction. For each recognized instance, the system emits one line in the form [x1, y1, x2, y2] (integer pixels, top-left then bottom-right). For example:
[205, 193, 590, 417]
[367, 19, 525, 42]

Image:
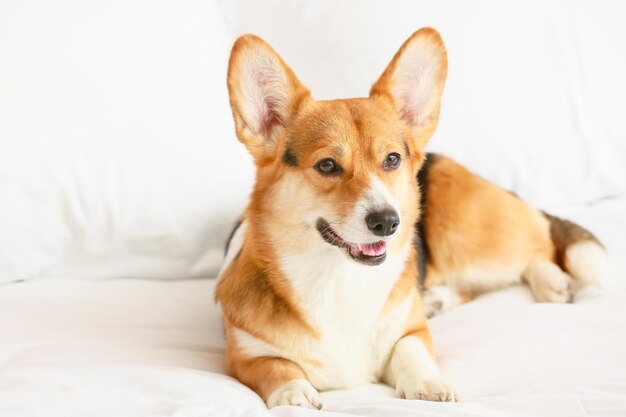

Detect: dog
[215, 28, 607, 409]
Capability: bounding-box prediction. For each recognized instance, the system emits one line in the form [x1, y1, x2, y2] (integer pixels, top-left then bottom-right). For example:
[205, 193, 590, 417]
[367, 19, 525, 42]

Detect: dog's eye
[383, 153, 401, 170]
[315, 158, 342, 176]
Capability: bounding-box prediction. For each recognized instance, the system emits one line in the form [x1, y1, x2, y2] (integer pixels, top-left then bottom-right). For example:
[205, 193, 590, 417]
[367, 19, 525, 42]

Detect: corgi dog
[216, 28, 607, 409]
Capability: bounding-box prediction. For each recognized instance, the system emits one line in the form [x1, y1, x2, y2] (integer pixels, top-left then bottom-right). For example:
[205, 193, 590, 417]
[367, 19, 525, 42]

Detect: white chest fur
[222, 221, 415, 391]
[276, 243, 413, 390]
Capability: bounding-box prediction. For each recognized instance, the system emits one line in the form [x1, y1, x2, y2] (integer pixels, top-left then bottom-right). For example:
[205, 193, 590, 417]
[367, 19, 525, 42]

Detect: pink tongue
[361, 241, 387, 257]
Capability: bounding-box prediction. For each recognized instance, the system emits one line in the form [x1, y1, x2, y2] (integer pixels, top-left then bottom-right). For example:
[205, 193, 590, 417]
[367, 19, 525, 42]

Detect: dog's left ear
[370, 28, 448, 151]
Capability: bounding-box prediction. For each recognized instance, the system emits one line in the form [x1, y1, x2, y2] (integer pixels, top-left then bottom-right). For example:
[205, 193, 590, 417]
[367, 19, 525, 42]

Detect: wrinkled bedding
[1, 198, 625, 417]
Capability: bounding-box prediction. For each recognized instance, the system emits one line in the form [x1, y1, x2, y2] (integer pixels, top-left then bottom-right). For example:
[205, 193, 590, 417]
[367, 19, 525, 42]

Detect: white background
[1, 0, 625, 282]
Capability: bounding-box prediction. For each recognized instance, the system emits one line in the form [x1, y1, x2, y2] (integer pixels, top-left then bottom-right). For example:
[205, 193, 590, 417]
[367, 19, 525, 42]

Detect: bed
[2, 197, 625, 417]
[1, 1, 625, 416]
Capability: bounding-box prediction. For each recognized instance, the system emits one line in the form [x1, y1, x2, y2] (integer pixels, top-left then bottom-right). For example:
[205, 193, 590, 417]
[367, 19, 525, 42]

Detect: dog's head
[227, 29, 447, 266]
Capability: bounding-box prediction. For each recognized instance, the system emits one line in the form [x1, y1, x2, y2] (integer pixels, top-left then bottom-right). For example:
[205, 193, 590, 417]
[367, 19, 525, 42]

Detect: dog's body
[418, 153, 606, 316]
[216, 29, 607, 408]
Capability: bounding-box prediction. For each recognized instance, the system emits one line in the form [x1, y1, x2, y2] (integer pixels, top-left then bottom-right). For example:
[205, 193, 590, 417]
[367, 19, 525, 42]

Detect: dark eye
[315, 158, 342, 176]
[383, 153, 401, 170]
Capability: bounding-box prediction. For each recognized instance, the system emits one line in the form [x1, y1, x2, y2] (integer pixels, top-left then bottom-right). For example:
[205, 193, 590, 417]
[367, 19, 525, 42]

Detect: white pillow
[220, 0, 626, 207]
[0, 0, 254, 282]
[2, 0, 625, 283]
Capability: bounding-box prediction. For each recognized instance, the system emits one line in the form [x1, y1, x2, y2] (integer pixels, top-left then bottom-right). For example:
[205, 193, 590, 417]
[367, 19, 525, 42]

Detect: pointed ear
[370, 28, 448, 150]
[227, 34, 311, 162]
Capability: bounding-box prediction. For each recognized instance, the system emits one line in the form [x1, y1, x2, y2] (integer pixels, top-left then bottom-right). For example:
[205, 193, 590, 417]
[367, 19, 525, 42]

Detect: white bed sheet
[1, 198, 625, 417]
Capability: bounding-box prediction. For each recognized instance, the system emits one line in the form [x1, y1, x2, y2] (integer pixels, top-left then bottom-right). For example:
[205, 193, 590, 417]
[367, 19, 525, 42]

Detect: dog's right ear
[227, 35, 311, 163]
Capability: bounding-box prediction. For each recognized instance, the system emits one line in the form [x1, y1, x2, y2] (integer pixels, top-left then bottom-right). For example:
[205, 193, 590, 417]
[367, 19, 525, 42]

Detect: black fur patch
[542, 211, 602, 268]
[224, 219, 242, 256]
[282, 147, 298, 167]
[415, 153, 438, 290]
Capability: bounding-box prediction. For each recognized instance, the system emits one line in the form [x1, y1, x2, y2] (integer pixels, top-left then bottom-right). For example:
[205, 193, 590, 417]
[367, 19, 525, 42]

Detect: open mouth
[316, 218, 387, 266]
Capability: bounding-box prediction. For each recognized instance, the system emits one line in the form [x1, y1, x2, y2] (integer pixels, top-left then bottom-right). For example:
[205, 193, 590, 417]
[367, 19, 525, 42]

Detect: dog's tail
[543, 212, 608, 289]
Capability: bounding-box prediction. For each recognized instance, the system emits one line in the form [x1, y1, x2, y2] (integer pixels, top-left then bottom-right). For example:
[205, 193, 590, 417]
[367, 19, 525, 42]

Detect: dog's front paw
[396, 375, 458, 402]
[266, 379, 322, 409]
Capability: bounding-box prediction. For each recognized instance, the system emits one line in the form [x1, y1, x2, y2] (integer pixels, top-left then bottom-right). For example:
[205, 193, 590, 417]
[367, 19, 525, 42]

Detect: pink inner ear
[249, 70, 286, 140]
[399, 104, 419, 127]
[259, 95, 284, 139]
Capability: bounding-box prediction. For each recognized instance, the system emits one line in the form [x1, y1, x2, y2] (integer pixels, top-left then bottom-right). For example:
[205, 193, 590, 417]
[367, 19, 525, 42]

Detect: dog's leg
[384, 328, 458, 402]
[238, 357, 322, 409]
[523, 260, 572, 303]
[421, 286, 464, 318]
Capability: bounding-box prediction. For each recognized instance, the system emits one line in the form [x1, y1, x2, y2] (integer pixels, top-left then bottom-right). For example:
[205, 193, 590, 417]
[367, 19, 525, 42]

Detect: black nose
[366, 209, 400, 237]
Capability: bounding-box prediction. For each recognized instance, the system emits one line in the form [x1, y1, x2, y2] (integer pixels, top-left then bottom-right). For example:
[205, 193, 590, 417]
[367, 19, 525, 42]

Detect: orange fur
[216, 27, 604, 408]
[217, 28, 447, 405]
[423, 155, 555, 293]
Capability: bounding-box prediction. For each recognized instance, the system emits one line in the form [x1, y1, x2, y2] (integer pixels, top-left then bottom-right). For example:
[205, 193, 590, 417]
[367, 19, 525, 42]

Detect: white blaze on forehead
[367, 175, 399, 213]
